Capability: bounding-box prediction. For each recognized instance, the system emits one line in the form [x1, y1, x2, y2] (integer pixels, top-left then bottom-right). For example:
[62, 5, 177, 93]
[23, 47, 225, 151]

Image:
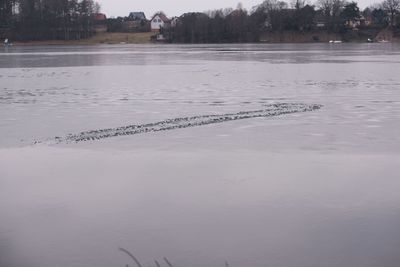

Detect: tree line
[1, 0, 400, 42]
[1, 0, 101, 41]
[165, 0, 400, 43]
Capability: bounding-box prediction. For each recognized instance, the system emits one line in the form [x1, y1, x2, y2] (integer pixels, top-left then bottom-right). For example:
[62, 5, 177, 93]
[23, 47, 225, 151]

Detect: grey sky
[98, 0, 379, 18]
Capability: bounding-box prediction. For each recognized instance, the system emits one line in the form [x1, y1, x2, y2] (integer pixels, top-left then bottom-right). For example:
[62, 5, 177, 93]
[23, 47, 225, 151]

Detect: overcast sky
[98, 0, 379, 18]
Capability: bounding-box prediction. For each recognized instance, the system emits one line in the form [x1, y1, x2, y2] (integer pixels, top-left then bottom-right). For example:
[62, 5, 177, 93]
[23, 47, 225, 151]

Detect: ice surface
[1, 44, 400, 267]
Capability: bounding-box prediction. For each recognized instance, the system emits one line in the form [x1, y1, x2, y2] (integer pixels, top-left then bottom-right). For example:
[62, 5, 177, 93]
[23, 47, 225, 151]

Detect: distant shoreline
[10, 30, 400, 46]
[13, 32, 153, 46]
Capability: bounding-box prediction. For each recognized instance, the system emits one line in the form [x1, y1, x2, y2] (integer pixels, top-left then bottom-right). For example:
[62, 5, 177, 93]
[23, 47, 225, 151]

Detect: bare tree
[317, 0, 345, 29]
[291, 0, 307, 10]
[259, 0, 288, 12]
[318, 0, 344, 17]
[382, 0, 400, 26]
[251, 0, 290, 31]
[0, 0, 16, 25]
[93, 1, 100, 13]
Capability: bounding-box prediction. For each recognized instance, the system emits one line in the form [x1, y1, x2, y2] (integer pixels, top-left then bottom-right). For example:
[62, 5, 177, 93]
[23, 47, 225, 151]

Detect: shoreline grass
[14, 32, 154, 46]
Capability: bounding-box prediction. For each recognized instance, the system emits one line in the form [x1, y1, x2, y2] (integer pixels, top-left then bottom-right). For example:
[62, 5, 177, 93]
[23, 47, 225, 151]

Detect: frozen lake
[1, 44, 400, 267]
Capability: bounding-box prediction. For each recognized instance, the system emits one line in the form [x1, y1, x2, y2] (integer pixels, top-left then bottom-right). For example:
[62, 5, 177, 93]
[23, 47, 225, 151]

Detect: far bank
[13, 32, 153, 46]
[10, 29, 400, 46]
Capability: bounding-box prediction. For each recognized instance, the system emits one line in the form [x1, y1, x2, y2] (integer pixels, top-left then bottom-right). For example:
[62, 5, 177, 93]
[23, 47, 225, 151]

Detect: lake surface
[1, 44, 400, 267]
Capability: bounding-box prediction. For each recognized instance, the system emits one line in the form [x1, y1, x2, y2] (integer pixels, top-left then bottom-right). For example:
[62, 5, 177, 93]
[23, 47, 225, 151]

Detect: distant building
[122, 20, 150, 32]
[314, 12, 327, 28]
[122, 12, 150, 32]
[344, 15, 373, 29]
[151, 13, 171, 32]
[363, 15, 373, 26]
[92, 13, 107, 21]
[128, 12, 147, 21]
[92, 13, 107, 33]
[170, 17, 179, 27]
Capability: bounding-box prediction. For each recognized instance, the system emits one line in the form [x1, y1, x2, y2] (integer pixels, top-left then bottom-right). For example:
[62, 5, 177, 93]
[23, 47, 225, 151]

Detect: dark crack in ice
[50, 103, 322, 144]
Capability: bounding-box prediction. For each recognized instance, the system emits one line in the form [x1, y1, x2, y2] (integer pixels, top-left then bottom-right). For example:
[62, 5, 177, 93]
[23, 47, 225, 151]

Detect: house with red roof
[92, 13, 107, 22]
[92, 13, 107, 32]
[150, 12, 171, 32]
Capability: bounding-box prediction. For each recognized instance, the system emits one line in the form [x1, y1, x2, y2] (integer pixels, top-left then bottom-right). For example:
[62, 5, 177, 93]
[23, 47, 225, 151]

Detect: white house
[150, 13, 170, 32]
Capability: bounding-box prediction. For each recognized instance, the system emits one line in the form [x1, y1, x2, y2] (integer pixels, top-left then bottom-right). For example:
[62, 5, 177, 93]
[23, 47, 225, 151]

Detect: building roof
[129, 12, 146, 21]
[92, 13, 107, 21]
[152, 12, 171, 22]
